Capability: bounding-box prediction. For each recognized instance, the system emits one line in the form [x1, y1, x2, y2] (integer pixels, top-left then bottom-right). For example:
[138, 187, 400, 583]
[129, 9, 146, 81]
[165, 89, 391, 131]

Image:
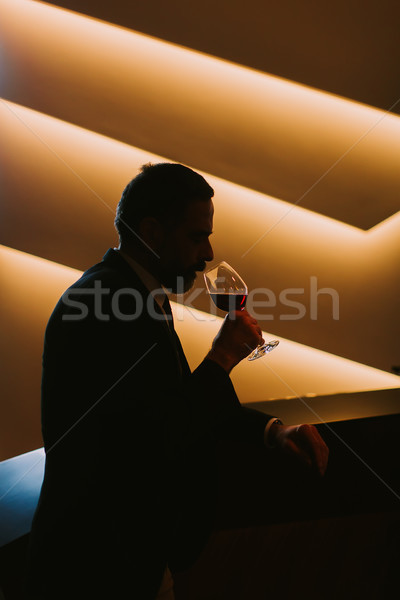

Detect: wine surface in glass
[210, 293, 247, 312]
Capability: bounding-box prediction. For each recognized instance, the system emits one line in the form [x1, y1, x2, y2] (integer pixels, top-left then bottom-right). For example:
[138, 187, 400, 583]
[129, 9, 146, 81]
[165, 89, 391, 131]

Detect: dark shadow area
[1, 414, 399, 599]
[215, 414, 400, 529]
[174, 413, 400, 599]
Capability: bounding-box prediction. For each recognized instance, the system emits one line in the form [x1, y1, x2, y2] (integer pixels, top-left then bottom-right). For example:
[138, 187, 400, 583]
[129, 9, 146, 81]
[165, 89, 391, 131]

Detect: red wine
[210, 293, 247, 312]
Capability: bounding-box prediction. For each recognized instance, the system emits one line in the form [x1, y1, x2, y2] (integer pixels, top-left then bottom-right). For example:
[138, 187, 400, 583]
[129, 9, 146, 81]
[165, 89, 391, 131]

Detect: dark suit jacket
[26, 249, 272, 599]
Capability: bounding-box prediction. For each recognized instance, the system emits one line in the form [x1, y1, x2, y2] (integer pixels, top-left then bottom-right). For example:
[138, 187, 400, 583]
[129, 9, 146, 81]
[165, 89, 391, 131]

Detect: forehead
[181, 198, 214, 230]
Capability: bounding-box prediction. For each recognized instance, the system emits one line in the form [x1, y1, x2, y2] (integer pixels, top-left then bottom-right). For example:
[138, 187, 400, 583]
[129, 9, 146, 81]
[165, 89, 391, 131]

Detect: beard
[160, 261, 206, 294]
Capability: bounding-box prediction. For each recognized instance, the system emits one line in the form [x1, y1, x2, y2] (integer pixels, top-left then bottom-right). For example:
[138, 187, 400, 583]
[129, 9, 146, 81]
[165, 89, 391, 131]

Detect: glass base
[248, 340, 279, 361]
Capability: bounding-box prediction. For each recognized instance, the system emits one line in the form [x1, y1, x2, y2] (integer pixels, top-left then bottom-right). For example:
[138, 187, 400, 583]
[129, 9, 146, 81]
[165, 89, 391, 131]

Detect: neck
[118, 242, 160, 280]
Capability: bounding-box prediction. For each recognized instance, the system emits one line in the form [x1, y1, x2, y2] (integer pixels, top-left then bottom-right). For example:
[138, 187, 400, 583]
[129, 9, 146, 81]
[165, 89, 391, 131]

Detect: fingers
[211, 309, 265, 369]
[284, 437, 313, 469]
[295, 424, 329, 476]
[267, 423, 329, 477]
[228, 310, 264, 347]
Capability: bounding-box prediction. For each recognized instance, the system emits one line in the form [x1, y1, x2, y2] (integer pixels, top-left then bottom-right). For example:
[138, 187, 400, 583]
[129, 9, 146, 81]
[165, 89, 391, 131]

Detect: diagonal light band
[1, 0, 399, 229]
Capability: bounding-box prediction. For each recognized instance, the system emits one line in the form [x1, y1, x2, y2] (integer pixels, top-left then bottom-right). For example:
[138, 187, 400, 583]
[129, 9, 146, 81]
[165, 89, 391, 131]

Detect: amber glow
[1, 0, 399, 229]
[0, 0, 399, 459]
[1, 99, 399, 377]
[0, 98, 367, 269]
[1, 245, 398, 461]
[0, 246, 81, 459]
[172, 303, 400, 401]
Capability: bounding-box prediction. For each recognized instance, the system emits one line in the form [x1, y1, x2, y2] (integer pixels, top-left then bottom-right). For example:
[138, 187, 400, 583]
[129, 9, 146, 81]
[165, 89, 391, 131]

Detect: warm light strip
[0, 97, 366, 268]
[173, 303, 400, 401]
[1, 1, 398, 459]
[1, 244, 399, 404]
[1, 99, 398, 375]
[2, 244, 399, 460]
[1, 0, 399, 228]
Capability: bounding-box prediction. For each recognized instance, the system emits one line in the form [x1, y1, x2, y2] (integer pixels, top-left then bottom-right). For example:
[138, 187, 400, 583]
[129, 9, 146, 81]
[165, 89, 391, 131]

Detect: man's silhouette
[26, 163, 328, 599]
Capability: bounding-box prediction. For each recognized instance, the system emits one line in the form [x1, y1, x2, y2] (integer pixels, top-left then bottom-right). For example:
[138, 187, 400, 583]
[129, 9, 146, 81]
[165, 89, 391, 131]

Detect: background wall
[0, 0, 399, 460]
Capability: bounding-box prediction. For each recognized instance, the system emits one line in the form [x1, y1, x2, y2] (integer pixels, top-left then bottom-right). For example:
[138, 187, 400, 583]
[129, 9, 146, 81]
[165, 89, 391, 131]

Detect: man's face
[158, 198, 214, 293]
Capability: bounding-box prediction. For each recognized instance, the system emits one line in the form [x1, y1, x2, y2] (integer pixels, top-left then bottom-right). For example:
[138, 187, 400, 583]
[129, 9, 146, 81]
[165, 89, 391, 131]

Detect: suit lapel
[102, 249, 191, 379]
[153, 296, 191, 378]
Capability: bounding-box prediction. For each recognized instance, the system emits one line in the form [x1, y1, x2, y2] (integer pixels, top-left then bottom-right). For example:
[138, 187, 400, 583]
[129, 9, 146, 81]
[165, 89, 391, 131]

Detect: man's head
[115, 163, 215, 292]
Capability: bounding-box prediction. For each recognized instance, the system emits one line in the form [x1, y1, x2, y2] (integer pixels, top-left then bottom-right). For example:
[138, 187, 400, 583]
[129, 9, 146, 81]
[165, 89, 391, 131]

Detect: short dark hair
[115, 162, 214, 244]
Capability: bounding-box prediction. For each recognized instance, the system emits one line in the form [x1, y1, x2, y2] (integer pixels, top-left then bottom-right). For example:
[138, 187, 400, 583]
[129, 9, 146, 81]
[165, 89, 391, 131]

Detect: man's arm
[203, 309, 329, 476]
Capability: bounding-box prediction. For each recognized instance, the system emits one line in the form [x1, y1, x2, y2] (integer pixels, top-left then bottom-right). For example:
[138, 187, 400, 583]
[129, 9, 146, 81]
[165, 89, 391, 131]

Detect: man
[26, 163, 328, 599]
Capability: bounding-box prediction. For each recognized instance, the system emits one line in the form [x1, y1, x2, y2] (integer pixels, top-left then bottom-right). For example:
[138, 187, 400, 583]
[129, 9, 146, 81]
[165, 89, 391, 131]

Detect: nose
[203, 238, 214, 262]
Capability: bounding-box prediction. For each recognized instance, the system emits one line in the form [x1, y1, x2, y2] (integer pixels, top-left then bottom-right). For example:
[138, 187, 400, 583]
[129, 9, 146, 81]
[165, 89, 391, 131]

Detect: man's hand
[269, 422, 329, 476]
[206, 310, 263, 373]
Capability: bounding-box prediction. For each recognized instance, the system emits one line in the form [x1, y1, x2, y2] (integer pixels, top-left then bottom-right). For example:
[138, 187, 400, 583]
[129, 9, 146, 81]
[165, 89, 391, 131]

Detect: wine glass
[204, 261, 279, 361]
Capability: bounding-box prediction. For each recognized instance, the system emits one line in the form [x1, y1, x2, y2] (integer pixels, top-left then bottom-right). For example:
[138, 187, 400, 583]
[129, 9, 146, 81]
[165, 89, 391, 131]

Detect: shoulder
[43, 251, 151, 343]
[74, 248, 144, 291]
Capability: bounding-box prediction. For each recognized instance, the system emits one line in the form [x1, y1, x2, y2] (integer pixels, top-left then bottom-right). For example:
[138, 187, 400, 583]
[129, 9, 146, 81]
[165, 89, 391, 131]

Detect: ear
[138, 217, 165, 250]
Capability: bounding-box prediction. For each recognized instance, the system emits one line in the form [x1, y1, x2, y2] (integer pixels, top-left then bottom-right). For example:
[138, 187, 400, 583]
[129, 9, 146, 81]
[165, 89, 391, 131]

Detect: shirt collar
[116, 248, 167, 309]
